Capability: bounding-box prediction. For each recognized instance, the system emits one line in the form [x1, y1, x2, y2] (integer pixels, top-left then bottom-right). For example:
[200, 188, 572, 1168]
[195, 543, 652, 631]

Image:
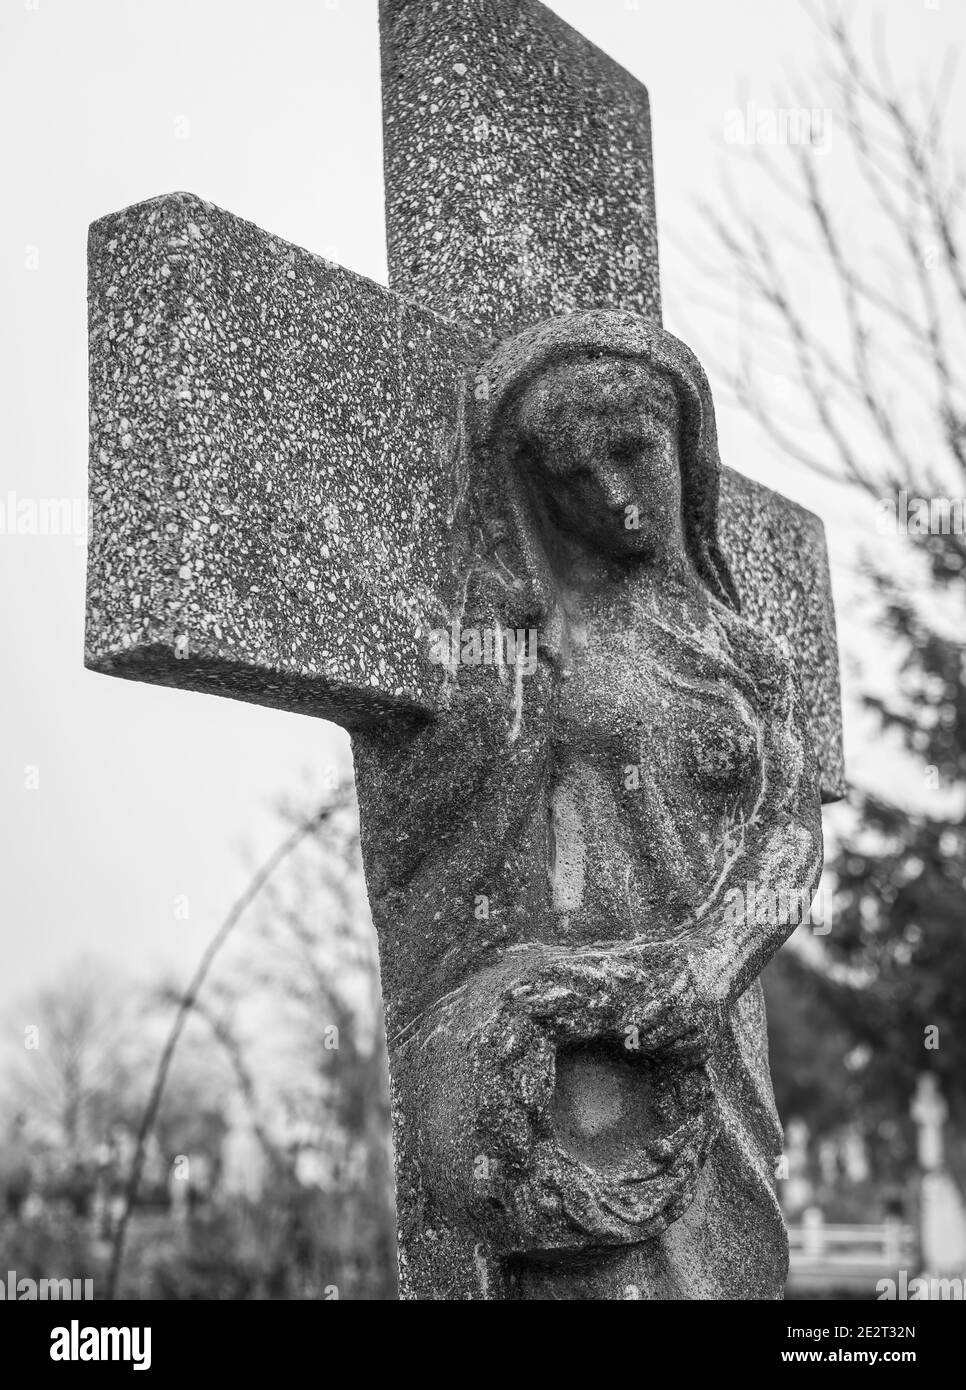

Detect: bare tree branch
[105, 793, 348, 1299]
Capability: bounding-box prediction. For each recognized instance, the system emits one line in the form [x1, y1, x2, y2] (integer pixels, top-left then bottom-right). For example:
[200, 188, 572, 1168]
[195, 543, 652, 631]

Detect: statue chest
[551, 613, 761, 802]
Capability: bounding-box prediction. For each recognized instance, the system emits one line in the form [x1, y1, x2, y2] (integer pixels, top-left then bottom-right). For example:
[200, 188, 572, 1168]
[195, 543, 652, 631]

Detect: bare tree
[105, 797, 345, 1298]
[698, 4, 966, 1159]
[4, 961, 145, 1160]
[701, 4, 965, 521]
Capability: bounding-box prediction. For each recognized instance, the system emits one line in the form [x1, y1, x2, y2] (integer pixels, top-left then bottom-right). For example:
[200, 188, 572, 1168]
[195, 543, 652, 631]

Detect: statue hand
[395, 948, 722, 1257]
[517, 942, 726, 1064]
[624, 949, 727, 1063]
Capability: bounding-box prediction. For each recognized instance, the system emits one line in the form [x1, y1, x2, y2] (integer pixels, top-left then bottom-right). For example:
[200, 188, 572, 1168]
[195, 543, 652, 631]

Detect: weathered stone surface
[354, 312, 823, 1299]
[84, 0, 845, 1304]
[381, 0, 661, 337]
[381, 0, 843, 802]
[86, 194, 843, 799]
[85, 192, 474, 725]
[718, 471, 845, 802]
[473, 309, 844, 802]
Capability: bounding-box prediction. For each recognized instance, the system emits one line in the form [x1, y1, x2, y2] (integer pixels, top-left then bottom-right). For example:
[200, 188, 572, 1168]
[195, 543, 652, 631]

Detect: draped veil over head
[468, 309, 741, 663]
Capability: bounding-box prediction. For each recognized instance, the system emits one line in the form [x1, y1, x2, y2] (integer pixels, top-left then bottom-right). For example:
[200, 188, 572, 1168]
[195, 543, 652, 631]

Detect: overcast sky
[1, 0, 961, 1017]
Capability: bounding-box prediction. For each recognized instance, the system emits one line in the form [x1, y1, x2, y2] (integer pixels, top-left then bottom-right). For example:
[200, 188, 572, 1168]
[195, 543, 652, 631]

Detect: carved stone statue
[85, 2, 843, 1302]
[352, 311, 824, 1299]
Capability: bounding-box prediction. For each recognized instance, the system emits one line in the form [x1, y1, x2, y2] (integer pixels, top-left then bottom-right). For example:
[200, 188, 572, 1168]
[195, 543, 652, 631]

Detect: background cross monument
[911, 1074, 966, 1277]
[86, 0, 844, 1299]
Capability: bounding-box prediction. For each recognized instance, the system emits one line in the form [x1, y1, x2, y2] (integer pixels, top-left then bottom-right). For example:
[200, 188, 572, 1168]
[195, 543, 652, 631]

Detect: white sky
[1, 0, 961, 1016]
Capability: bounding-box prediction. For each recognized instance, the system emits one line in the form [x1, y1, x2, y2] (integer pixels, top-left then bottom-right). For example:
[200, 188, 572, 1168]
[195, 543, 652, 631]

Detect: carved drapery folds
[352, 310, 823, 1299]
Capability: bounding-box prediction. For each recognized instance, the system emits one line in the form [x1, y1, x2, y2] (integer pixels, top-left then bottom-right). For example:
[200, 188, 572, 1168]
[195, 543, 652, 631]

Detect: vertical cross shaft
[380, 0, 662, 336]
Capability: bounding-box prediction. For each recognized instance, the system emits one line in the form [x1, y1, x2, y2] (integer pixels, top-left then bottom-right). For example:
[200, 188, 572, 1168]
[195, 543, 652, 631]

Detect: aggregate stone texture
[85, 192, 476, 726]
[379, 0, 842, 801]
[352, 311, 826, 1299]
[86, 196, 842, 800]
[380, 0, 662, 339]
[718, 469, 845, 802]
[85, 0, 846, 1305]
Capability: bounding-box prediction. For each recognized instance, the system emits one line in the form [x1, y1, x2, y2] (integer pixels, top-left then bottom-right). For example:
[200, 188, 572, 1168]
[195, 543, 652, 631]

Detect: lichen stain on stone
[548, 775, 586, 914]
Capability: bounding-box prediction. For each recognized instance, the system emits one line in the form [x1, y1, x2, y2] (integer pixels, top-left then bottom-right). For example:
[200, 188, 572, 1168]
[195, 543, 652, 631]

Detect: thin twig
[104, 797, 343, 1299]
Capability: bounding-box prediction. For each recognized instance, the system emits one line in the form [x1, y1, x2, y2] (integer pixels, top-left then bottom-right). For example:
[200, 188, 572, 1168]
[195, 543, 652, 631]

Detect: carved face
[514, 355, 686, 564]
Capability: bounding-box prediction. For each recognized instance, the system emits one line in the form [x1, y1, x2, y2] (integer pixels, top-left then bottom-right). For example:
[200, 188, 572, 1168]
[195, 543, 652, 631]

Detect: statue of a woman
[352, 310, 823, 1300]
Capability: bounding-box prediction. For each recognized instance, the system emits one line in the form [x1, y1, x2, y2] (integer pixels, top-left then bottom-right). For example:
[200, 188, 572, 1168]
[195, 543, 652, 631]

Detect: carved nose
[597, 467, 628, 513]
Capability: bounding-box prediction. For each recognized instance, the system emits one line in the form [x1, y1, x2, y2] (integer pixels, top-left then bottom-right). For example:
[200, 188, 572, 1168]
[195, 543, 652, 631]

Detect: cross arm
[85, 192, 476, 728]
[718, 470, 845, 803]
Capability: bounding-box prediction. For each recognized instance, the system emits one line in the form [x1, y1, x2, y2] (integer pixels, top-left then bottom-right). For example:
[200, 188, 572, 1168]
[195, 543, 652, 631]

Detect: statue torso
[548, 579, 765, 945]
[353, 569, 785, 1031]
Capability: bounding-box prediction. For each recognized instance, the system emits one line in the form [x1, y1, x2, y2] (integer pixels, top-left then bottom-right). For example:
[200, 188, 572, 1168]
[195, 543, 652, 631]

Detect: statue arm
[511, 642, 824, 1066]
[353, 655, 550, 893]
[688, 647, 825, 1009]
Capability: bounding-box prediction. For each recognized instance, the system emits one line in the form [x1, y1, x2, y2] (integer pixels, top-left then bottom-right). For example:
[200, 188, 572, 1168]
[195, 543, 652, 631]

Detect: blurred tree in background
[0, 787, 396, 1299]
[3, 963, 146, 1167]
[700, 4, 966, 1198]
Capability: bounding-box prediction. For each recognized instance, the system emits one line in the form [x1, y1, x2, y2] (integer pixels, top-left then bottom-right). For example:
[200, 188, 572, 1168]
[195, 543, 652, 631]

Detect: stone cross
[911, 1073, 947, 1173]
[911, 1073, 966, 1276]
[85, 0, 843, 1300]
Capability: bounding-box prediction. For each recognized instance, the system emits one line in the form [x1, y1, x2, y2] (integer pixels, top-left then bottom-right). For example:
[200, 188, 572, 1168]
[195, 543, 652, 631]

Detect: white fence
[787, 1215, 918, 1294]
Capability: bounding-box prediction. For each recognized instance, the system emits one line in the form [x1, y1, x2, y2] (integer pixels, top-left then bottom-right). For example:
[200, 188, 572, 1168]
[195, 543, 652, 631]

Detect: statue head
[513, 353, 684, 566]
[476, 310, 740, 610]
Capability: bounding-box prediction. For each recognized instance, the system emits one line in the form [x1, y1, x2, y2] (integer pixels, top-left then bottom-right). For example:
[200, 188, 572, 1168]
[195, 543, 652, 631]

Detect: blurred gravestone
[912, 1073, 966, 1276]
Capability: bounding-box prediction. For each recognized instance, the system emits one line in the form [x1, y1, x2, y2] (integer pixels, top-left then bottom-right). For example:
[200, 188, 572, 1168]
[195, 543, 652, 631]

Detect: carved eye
[515, 438, 540, 470]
